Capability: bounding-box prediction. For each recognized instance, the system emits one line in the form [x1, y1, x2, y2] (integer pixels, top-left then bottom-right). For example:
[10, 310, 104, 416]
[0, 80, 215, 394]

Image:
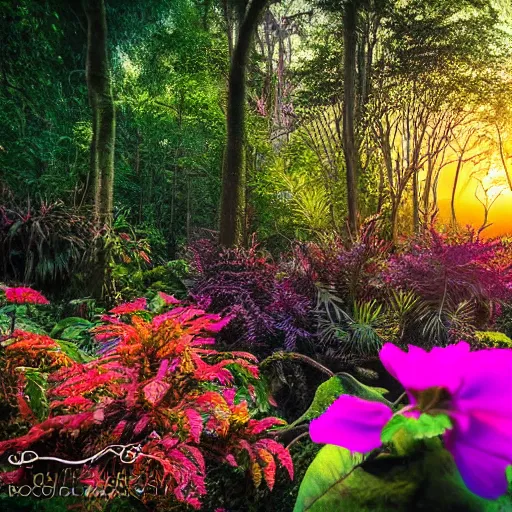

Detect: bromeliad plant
[295, 342, 512, 511]
[0, 294, 293, 509]
[0, 200, 96, 290]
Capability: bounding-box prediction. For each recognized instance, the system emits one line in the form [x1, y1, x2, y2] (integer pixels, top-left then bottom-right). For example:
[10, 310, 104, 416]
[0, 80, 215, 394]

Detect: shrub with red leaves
[109, 297, 148, 315]
[0, 299, 293, 509]
[0, 329, 75, 442]
[385, 230, 512, 309]
[3, 286, 49, 305]
[299, 219, 391, 305]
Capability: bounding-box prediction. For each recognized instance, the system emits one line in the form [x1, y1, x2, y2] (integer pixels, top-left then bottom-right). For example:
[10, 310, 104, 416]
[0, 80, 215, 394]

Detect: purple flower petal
[309, 395, 392, 453]
[447, 410, 512, 465]
[445, 428, 510, 499]
[455, 348, 512, 417]
[379, 342, 469, 394]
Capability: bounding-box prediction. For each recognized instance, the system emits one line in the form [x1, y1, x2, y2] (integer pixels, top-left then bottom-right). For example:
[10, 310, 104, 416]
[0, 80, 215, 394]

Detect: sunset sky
[436, 139, 512, 237]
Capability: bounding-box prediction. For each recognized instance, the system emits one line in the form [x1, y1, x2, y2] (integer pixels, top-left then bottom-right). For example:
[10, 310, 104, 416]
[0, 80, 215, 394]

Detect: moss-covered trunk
[343, 0, 359, 238]
[84, 0, 115, 225]
[84, 0, 115, 299]
[219, 0, 269, 247]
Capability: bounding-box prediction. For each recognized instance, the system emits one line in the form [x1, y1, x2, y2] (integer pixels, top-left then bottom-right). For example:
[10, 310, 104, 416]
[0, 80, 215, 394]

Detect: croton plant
[0, 289, 293, 509]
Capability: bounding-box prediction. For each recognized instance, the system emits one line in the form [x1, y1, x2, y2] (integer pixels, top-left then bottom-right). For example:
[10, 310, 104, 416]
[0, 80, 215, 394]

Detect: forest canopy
[1, 0, 511, 257]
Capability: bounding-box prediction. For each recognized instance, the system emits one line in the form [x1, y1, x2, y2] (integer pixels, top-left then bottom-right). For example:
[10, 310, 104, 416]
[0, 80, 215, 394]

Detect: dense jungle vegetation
[1, 0, 512, 511]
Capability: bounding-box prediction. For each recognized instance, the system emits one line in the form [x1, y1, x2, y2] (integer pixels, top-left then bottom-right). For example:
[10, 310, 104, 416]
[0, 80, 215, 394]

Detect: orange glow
[436, 142, 512, 238]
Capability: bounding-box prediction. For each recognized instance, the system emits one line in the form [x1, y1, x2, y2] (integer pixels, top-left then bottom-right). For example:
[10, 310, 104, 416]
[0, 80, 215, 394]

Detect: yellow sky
[436, 159, 512, 237]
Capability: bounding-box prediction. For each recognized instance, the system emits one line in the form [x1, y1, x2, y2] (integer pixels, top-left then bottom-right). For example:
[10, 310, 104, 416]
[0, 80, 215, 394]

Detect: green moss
[475, 331, 512, 348]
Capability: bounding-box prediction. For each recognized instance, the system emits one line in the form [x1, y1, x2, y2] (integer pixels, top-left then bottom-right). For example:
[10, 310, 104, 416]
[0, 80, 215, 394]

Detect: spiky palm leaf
[316, 291, 384, 358]
[345, 300, 383, 356]
[415, 298, 476, 346]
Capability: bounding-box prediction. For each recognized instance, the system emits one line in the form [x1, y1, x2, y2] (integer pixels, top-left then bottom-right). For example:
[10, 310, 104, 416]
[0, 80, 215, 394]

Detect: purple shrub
[298, 218, 390, 306]
[384, 230, 512, 306]
[188, 239, 315, 353]
[269, 278, 313, 350]
[383, 230, 512, 344]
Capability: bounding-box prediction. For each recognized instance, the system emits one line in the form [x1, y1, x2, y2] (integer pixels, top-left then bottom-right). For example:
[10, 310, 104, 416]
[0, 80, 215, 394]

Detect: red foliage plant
[0, 301, 293, 509]
[0, 330, 75, 428]
[298, 218, 391, 304]
[3, 286, 49, 305]
[3, 330, 74, 371]
[109, 297, 148, 315]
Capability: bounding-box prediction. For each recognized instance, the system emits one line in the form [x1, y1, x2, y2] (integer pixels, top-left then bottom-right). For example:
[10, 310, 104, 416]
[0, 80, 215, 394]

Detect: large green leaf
[294, 445, 366, 512]
[50, 317, 94, 338]
[294, 440, 512, 512]
[54, 339, 93, 363]
[19, 368, 49, 421]
[292, 372, 391, 426]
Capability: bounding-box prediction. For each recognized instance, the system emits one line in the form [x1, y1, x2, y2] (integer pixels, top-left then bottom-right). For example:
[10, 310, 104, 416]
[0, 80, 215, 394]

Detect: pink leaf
[184, 409, 204, 444]
[134, 414, 151, 436]
[159, 291, 181, 305]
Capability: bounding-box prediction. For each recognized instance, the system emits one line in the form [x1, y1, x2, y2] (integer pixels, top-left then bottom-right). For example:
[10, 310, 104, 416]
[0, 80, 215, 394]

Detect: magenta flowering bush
[309, 342, 512, 500]
[3, 286, 49, 305]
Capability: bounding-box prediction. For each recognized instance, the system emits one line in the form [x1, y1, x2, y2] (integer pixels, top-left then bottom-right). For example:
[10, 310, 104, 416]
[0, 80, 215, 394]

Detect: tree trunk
[422, 157, 434, 230]
[84, 0, 115, 225]
[136, 130, 143, 224]
[342, 0, 359, 237]
[219, 0, 269, 247]
[84, 0, 115, 300]
[412, 170, 419, 232]
[391, 198, 400, 246]
[450, 158, 463, 228]
[186, 172, 191, 244]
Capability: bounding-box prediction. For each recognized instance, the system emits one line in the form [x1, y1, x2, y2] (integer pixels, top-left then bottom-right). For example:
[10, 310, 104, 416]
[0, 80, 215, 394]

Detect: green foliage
[294, 445, 365, 512]
[294, 440, 512, 512]
[0, 1, 90, 200]
[495, 303, 512, 340]
[109, 259, 189, 303]
[54, 339, 94, 362]
[291, 373, 390, 427]
[344, 300, 384, 355]
[388, 290, 418, 322]
[251, 136, 335, 243]
[0, 305, 46, 335]
[50, 316, 94, 339]
[21, 368, 49, 421]
[381, 414, 452, 444]
[475, 330, 512, 348]
[318, 297, 386, 357]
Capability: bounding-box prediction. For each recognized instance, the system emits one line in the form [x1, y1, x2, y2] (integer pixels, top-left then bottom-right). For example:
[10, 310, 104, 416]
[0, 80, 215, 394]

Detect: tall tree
[342, 0, 358, 236]
[219, 0, 270, 247]
[84, 0, 116, 225]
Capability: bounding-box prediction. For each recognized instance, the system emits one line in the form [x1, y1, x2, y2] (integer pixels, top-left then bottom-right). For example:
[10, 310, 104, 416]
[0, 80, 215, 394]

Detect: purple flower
[309, 342, 512, 499]
[310, 395, 393, 453]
